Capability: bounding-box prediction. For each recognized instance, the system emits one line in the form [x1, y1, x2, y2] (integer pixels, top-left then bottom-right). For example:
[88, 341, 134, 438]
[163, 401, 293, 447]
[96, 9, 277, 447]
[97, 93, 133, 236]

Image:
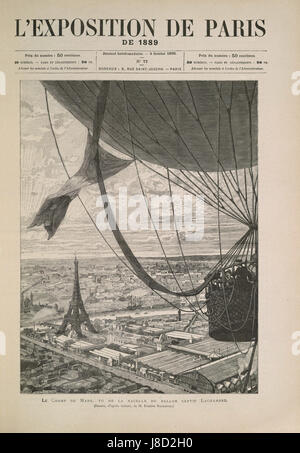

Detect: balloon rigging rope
[244, 81, 257, 196]
[44, 87, 253, 350]
[215, 87, 254, 356]
[186, 80, 253, 219]
[114, 81, 247, 224]
[83, 82, 241, 221]
[131, 81, 251, 223]
[44, 84, 257, 322]
[121, 81, 254, 314]
[166, 168, 200, 308]
[180, 169, 250, 225]
[85, 79, 252, 226]
[122, 82, 197, 310]
[150, 81, 251, 223]
[44, 88, 195, 314]
[58, 79, 255, 226]
[214, 82, 253, 222]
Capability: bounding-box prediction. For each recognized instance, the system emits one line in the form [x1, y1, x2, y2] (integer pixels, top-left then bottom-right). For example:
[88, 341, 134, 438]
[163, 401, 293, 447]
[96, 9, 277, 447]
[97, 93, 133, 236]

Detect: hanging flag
[29, 132, 132, 239]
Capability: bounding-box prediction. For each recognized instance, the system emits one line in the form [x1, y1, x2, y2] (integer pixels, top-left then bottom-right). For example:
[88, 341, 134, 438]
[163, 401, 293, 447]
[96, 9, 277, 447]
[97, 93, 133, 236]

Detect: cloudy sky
[21, 81, 246, 260]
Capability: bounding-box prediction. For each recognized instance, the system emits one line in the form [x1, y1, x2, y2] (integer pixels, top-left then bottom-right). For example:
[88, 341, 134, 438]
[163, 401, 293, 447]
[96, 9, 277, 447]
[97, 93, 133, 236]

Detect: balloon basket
[206, 277, 257, 343]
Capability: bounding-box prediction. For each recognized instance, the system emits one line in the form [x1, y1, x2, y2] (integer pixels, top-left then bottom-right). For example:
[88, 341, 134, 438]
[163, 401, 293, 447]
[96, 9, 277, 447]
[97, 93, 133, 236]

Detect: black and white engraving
[21, 80, 258, 394]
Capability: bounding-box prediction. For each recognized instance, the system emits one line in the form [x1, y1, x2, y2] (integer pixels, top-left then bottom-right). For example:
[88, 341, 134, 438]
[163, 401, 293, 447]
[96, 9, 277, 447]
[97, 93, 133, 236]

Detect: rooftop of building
[175, 338, 251, 357]
[194, 353, 249, 384]
[90, 347, 129, 361]
[137, 349, 209, 375]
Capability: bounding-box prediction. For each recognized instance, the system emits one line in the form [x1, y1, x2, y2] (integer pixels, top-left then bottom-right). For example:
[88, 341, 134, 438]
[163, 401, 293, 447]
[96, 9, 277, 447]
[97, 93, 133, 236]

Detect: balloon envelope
[42, 80, 257, 172]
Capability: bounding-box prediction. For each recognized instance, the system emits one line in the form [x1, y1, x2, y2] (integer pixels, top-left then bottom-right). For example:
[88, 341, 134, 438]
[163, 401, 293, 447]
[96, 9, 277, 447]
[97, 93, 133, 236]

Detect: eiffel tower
[57, 256, 97, 338]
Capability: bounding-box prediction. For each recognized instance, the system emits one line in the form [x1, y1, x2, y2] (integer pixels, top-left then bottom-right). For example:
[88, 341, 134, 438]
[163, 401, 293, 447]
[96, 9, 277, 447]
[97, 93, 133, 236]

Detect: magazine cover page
[0, 0, 299, 433]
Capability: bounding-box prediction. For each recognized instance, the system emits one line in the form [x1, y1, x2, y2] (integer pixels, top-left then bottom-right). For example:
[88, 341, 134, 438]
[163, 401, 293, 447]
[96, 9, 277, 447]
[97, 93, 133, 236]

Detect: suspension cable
[44, 88, 195, 313]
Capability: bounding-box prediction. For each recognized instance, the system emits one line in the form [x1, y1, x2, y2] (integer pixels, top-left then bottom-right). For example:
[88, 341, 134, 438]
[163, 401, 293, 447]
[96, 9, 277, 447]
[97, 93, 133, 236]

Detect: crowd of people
[205, 260, 256, 299]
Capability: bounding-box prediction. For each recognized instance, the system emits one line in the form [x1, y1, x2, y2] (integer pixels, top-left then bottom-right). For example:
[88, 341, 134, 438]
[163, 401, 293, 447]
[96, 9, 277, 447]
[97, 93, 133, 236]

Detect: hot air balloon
[30, 80, 258, 348]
